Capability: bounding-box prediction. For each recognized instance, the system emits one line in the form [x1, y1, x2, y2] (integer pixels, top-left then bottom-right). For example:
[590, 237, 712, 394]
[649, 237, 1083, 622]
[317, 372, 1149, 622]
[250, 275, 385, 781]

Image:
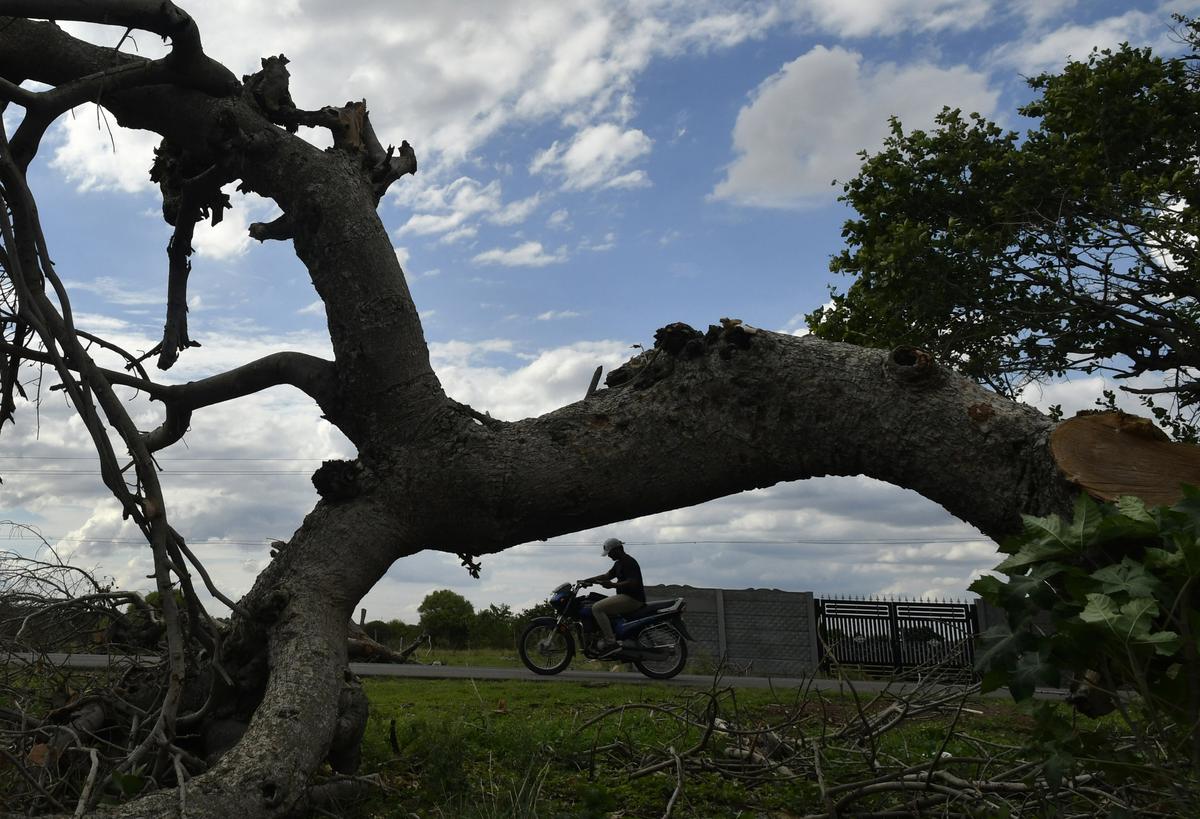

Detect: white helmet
[601, 537, 624, 556]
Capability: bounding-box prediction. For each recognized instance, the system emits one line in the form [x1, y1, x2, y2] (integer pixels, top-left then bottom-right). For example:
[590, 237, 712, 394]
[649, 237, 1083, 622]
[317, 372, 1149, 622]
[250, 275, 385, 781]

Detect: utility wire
[0, 469, 314, 475]
[0, 534, 986, 546]
[0, 456, 335, 461]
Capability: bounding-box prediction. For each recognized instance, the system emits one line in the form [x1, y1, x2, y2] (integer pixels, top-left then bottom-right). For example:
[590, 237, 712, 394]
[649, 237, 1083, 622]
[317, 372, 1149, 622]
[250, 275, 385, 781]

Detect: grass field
[344, 674, 1040, 818]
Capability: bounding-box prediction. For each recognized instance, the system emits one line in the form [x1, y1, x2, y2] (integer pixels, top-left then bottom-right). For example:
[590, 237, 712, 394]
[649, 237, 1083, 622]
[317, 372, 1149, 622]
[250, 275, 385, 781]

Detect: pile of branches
[0, 536, 224, 816]
[577, 657, 1181, 818]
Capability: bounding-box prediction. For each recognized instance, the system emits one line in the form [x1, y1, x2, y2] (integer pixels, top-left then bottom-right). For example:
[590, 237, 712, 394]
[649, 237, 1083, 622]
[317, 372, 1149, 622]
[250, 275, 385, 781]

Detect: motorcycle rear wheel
[633, 623, 688, 679]
[518, 618, 575, 675]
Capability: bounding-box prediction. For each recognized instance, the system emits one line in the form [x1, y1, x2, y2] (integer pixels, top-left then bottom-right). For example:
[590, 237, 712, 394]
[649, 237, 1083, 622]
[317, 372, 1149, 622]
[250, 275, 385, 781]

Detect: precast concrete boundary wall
[643, 584, 820, 677]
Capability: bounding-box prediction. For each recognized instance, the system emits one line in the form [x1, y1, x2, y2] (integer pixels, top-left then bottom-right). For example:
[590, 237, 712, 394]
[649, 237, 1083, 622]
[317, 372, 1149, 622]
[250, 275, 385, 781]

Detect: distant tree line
[363, 589, 554, 650]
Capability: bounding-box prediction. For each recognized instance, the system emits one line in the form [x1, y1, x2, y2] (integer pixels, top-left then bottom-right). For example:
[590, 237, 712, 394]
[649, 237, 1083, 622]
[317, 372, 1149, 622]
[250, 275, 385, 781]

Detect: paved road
[19, 653, 1067, 699]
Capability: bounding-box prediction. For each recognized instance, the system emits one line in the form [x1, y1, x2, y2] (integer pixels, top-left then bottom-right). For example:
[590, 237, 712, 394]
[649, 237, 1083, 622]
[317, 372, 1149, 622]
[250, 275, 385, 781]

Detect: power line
[0, 535, 276, 546]
[0, 534, 985, 546]
[0, 456, 334, 461]
[0, 469, 314, 475]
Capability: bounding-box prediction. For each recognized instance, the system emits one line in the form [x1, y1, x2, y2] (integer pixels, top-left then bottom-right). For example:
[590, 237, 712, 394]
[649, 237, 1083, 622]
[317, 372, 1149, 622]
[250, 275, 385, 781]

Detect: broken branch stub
[1050, 411, 1200, 506]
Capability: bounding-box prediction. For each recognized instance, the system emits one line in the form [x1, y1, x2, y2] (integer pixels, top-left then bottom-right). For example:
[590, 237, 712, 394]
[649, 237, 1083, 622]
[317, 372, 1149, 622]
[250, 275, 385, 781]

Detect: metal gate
[815, 597, 978, 675]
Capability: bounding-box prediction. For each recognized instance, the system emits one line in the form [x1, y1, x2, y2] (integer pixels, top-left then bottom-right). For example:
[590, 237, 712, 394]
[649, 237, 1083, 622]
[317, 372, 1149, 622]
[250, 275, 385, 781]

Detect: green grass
[345, 676, 1040, 818]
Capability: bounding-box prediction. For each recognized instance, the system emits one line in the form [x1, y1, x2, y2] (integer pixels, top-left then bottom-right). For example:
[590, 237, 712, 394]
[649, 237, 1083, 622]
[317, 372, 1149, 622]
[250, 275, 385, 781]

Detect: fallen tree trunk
[0, 7, 1174, 817]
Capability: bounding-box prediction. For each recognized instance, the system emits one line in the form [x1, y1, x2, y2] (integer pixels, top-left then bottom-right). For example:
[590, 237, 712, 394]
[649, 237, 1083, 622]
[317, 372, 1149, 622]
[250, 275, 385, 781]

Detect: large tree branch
[0, 16, 440, 449]
[0, 340, 336, 407]
[0, 0, 235, 93]
[372, 325, 1078, 564]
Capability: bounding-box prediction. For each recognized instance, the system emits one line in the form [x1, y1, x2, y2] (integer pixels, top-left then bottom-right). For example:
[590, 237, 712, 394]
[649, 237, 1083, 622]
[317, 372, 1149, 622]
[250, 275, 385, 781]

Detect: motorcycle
[518, 580, 693, 679]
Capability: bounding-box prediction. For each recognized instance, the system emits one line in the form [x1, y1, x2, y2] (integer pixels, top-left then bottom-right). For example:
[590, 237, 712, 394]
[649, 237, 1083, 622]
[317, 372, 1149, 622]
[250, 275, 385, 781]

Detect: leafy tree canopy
[809, 16, 1200, 440]
[417, 588, 475, 648]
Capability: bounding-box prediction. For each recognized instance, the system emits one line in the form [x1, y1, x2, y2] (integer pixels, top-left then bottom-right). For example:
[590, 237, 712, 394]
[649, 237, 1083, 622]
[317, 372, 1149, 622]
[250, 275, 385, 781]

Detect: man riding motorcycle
[580, 537, 644, 656]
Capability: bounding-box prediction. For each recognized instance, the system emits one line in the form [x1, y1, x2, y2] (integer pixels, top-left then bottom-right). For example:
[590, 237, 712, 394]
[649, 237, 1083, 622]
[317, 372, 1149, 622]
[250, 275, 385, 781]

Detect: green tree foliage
[471, 603, 516, 649]
[972, 489, 1200, 802]
[809, 17, 1200, 439]
[363, 618, 422, 648]
[417, 589, 475, 648]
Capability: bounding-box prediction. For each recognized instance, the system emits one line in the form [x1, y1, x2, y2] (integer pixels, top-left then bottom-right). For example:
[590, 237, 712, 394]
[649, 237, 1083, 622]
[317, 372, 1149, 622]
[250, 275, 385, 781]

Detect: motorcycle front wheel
[633, 622, 688, 679]
[518, 617, 575, 675]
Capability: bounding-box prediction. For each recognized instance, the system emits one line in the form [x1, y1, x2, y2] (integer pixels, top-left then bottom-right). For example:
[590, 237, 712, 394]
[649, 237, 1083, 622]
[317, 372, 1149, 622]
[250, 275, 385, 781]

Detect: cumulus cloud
[48, 0, 805, 188]
[51, 104, 160, 193]
[711, 46, 998, 208]
[472, 241, 567, 267]
[191, 188, 283, 262]
[431, 338, 630, 420]
[490, 194, 544, 226]
[397, 177, 545, 238]
[530, 124, 653, 190]
[990, 9, 1167, 73]
[42, 1, 1013, 206]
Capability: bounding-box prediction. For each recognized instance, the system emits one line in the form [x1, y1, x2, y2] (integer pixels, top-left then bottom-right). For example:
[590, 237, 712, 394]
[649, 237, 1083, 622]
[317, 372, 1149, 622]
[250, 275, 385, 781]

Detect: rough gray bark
[0, 6, 1079, 817]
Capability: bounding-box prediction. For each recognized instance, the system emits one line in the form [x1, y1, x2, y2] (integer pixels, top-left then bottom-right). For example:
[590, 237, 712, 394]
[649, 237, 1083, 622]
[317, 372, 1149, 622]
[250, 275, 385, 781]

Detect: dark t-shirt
[608, 553, 645, 602]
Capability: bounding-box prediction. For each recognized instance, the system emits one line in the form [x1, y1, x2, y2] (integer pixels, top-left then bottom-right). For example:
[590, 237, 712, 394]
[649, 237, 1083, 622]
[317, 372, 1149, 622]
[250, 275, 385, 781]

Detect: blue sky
[1, 0, 1188, 622]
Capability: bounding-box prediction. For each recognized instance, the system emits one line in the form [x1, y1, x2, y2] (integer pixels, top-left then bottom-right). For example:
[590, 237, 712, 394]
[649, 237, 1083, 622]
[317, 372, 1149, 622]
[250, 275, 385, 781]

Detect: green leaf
[1009, 649, 1061, 701]
[1090, 557, 1161, 598]
[1134, 628, 1181, 656]
[1065, 493, 1104, 548]
[1078, 593, 1136, 639]
[1172, 484, 1200, 527]
[1115, 495, 1153, 523]
[967, 574, 1006, 605]
[1144, 546, 1181, 571]
[974, 623, 1028, 676]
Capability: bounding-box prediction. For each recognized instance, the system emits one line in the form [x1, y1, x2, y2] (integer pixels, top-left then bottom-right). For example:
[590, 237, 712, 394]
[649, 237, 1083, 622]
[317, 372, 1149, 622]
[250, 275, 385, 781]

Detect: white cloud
[712, 46, 998, 208]
[297, 300, 324, 316]
[439, 225, 478, 244]
[991, 9, 1166, 73]
[801, 0, 992, 37]
[398, 177, 544, 238]
[472, 240, 567, 267]
[191, 188, 277, 262]
[1009, 0, 1078, 27]
[580, 232, 617, 252]
[56, 0, 793, 177]
[432, 338, 630, 420]
[490, 193, 543, 226]
[547, 209, 571, 228]
[66, 276, 164, 307]
[51, 104, 159, 193]
[537, 310, 581, 321]
[42, 2, 1005, 205]
[398, 177, 502, 236]
[530, 123, 653, 191]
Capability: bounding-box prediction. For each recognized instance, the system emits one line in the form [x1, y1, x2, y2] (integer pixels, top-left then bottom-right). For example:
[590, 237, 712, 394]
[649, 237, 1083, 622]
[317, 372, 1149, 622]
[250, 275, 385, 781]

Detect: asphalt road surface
[18, 653, 1067, 698]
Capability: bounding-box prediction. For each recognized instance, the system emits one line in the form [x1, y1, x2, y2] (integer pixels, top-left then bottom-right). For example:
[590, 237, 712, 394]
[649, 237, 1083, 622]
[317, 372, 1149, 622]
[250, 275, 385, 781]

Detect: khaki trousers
[591, 594, 642, 640]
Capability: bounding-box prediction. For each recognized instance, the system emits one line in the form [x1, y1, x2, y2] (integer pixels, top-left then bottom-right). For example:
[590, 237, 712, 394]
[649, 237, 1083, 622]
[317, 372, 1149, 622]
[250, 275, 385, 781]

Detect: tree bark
[0, 11, 1081, 817]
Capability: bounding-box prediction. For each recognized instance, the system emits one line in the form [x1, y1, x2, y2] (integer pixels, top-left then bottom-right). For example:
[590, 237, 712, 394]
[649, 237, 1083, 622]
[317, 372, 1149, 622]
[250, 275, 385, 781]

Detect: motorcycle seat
[625, 598, 683, 621]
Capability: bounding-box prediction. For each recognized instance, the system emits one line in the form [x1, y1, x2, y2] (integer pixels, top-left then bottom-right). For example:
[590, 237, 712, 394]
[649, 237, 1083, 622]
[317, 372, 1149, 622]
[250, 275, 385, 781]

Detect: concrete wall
[643, 584, 820, 677]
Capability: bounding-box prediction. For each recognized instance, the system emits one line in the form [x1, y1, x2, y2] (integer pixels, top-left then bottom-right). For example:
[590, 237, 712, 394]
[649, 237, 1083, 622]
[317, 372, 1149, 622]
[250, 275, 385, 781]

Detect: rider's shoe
[596, 639, 621, 657]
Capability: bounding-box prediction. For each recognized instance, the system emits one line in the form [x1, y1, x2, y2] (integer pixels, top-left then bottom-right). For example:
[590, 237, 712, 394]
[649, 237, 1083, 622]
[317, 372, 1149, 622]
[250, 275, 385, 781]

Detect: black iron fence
[815, 596, 979, 676]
